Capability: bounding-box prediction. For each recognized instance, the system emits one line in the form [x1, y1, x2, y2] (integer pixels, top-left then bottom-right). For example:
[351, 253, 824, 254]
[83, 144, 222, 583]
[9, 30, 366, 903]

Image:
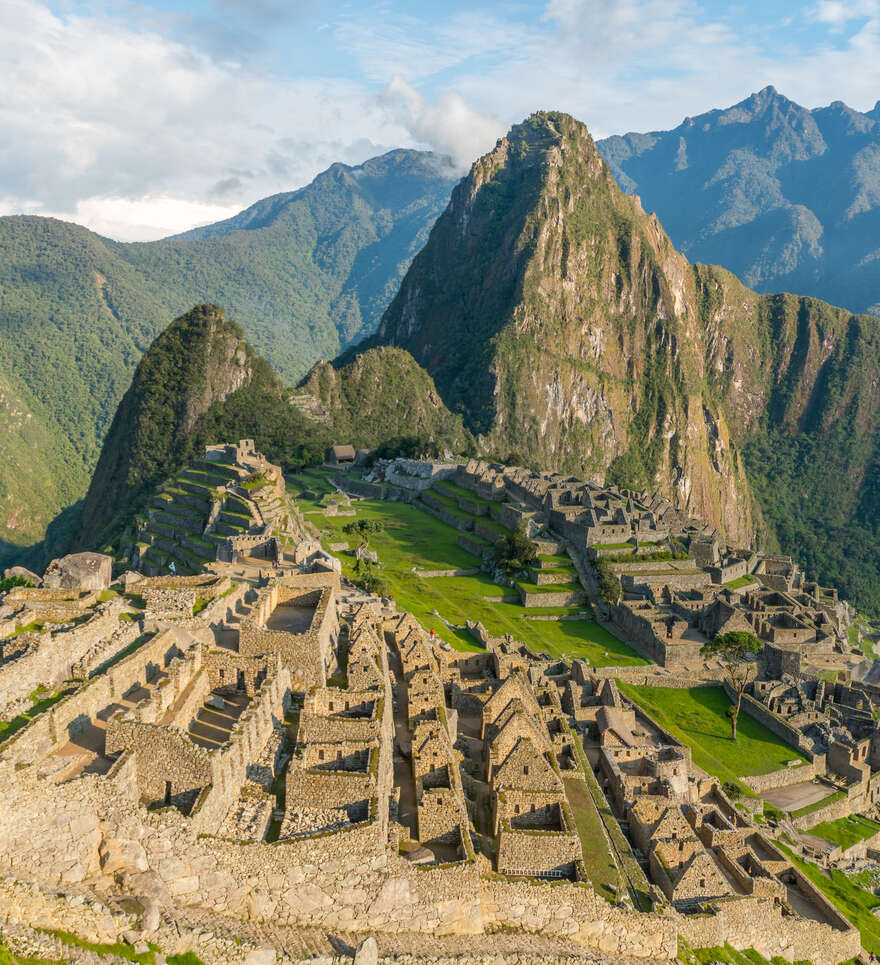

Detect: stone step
[177, 478, 216, 498]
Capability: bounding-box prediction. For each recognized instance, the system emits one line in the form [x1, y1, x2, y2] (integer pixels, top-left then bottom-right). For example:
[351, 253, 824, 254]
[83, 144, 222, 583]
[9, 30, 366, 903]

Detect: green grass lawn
[312, 498, 648, 666]
[848, 622, 876, 658]
[724, 575, 757, 590]
[774, 838, 879, 954]
[432, 479, 496, 506]
[564, 776, 620, 900]
[617, 685, 806, 791]
[809, 814, 880, 849]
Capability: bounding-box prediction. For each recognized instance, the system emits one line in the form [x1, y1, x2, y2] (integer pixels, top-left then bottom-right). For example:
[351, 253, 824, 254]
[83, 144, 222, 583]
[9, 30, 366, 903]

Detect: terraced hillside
[301, 472, 646, 667]
[136, 457, 297, 575]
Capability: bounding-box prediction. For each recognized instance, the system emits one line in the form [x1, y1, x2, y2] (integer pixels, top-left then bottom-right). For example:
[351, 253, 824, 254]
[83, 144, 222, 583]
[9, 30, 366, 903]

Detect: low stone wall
[0, 598, 127, 717]
[791, 790, 858, 830]
[725, 684, 814, 760]
[480, 876, 676, 959]
[419, 495, 472, 532]
[519, 589, 586, 607]
[678, 893, 860, 965]
[473, 519, 503, 543]
[457, 533, 490, 558]
[741, 762, 817, 794]
[533, 570, 578, 586]
[416, 568, 481, 578]
[496, 827, 581, 876]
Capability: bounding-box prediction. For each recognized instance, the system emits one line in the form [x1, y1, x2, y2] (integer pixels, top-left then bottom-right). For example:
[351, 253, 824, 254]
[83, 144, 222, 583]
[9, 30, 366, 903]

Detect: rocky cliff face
[376, 113, 759, 541]
[76, 304, 276, 549]
[375, 111, 880, 610]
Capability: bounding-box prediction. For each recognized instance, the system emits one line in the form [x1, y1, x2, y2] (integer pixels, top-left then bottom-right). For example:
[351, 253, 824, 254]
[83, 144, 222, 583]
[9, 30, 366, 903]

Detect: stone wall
[238, 582, 338, 687]
[741, 762, 817, 794]
[0, 598, 128, 717]
[678, 891, 860, 965]
[519, 588, 586, 607]
[480, 876, 676, 958]
[725, 684, 815, 759]
[496, 827, 581, 877]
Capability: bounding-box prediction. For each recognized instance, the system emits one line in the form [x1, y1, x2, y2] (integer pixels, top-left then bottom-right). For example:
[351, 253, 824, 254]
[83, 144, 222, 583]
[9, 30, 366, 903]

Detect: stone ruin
[0, 452, 872, 965]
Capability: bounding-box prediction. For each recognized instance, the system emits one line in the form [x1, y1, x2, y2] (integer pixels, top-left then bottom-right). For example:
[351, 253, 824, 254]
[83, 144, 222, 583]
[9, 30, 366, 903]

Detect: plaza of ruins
[3, 443, 880, 965]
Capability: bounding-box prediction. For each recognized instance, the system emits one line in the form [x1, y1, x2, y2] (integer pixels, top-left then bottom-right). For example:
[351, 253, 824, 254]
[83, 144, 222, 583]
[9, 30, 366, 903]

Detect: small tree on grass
[701, 631, 762, 740]
[343, 519, 383, 548]
[352, 557, 387, 597]
[493, 522, 537, 575]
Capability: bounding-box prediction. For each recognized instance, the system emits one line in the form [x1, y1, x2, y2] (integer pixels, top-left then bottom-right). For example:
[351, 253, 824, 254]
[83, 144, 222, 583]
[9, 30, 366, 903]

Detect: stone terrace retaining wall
[0, 598, 127, 716]
[741, 762, 818, 794]
[678, 893, 860, 965]
[791, 790, 858, 830]
[480, 876, 676, 959]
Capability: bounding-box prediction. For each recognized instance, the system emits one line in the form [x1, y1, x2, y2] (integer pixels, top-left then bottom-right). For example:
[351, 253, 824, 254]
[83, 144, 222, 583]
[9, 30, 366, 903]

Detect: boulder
[354, 937, 378, 965]
[99, 836, 149, 875]
[44, 552, 113, 591]
[3, 566, 41, 586]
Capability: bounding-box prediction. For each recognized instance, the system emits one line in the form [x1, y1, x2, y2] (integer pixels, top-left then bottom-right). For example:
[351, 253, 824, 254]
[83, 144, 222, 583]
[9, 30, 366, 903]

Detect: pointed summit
[375, 111, 756, 541]
[76, 304, 279, 549]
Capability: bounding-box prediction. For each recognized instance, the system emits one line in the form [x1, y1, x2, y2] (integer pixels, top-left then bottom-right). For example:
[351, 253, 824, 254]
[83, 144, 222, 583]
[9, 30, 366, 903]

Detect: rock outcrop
[43, 552, 112, 591]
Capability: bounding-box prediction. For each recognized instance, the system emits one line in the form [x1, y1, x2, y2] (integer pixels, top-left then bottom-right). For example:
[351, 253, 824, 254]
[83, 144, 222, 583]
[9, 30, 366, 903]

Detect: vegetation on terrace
[309, 497, 647, 666]
[0, 688, 70, 745]
[809, 814, 880, 850]
[617, 684, 805, 793]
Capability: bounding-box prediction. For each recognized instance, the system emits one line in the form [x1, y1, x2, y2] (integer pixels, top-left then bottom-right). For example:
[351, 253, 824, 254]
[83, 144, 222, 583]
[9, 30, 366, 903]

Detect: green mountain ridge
[79, 308, 468, 554]
[371, 110, 880, 616]
[0, 149, 456, 565]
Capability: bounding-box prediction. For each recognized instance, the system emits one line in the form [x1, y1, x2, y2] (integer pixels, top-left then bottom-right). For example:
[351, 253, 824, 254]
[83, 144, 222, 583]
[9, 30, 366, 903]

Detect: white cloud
[5, 0, 880, 239]
[381, 77, 502, 170]
[813, 0, 878, 25]
[0, 196, 243, 242]
[0, 0, 416, 236]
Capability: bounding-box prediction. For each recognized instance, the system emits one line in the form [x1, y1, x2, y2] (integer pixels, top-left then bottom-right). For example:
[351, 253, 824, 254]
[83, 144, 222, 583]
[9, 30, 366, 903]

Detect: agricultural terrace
[617, 684, 806, 793]
[808, 814, 880, 850]
[305, 494, 647, 667]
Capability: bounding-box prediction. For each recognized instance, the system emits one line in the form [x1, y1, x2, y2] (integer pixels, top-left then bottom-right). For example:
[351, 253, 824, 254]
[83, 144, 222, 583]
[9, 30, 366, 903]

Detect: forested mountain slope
[598, 86, 880, 316]
[0, 149, 455, 565]
[78, 308, 468, 554]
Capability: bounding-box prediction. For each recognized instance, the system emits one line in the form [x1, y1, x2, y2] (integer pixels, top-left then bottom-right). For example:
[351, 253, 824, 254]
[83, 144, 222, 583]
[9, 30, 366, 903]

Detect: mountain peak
[75, 304, 276, 549]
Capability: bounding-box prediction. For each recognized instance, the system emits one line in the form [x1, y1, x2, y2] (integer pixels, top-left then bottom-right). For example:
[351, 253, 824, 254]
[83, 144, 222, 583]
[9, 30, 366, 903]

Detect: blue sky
[3, 0, 880, 238]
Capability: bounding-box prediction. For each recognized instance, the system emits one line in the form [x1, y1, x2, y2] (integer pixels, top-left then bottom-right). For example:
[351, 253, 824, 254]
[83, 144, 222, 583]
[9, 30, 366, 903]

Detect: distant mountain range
[597, 86, 880, 316]
[0, 150, 455, 563]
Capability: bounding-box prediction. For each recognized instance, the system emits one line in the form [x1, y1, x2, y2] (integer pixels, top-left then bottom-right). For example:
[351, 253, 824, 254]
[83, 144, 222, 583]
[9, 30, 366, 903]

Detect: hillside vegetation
[76, 308, 469, 556]
[0, 149, 455, 566]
